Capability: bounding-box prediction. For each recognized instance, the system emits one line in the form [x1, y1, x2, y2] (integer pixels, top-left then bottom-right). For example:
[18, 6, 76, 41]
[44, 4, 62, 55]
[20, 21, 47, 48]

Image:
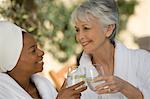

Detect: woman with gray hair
[70, 0, 150, 99]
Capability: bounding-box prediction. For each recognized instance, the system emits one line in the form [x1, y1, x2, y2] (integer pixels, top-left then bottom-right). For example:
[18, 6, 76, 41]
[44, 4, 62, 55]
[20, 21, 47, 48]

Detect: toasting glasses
[66, 64, 106, 99]
[66, 64, 105, 89]
[66, 66, 86, 88]
[86, 64, 105, 91]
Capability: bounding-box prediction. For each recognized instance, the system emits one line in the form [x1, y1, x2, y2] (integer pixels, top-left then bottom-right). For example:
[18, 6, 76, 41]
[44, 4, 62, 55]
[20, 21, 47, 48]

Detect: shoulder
[31, 73, 57, 92]
[32, 74, 58, 98]
[32, 73, 52, 85]
[115, 40, 150, 59]
[0, 73, 10, 80]
[130, 49, 150, 61]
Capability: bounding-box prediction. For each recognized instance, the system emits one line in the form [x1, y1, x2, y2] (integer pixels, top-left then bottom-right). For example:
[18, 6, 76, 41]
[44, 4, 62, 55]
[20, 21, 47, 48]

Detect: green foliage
[0, 0, 137, 62]
[117, 0, 138, 31]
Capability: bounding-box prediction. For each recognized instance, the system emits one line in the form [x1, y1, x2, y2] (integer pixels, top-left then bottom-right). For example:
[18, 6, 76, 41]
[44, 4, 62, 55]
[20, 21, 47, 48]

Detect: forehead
[75, 13, 95, 22]
[75, 16, 100, 27]
[23, 33, 36, 48]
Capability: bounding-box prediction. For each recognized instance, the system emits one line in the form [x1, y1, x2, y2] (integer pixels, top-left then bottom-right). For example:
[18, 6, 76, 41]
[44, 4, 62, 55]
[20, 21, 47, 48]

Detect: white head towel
[0, 21, 24, 72]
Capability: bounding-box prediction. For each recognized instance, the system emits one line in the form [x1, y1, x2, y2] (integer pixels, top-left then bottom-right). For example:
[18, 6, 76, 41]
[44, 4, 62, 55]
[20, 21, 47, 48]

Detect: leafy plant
[0, 0, 137, 62]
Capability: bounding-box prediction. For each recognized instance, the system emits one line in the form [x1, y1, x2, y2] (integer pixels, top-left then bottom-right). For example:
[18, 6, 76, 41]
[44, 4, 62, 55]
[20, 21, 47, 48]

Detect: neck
[7, 69, 40, 98]
[92, 40, 115, 67]
[7, 70, 31, 91]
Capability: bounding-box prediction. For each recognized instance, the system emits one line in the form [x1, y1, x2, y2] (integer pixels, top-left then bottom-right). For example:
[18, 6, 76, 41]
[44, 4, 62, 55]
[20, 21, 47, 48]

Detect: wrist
[121, 81, 143, 99]
[56, 95, 61, 99]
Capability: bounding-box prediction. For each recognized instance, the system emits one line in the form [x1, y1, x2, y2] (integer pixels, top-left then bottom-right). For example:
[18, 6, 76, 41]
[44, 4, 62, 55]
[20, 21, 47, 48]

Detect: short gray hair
[71, 0, 119, 42]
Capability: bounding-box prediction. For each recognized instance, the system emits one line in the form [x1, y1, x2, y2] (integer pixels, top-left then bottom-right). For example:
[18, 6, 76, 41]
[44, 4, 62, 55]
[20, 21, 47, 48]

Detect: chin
[38, 66, 44, 72]
[84, 49, 93, 54]
[83, 45, 94, 53]
[35, 69, 43, 74]
[35, 64, 44, 73]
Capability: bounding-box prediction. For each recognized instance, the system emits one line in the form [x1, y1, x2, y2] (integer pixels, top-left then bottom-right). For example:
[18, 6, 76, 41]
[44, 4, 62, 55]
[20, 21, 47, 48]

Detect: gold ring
[107, 88, 112, 93]
[103, 86, 109, 89]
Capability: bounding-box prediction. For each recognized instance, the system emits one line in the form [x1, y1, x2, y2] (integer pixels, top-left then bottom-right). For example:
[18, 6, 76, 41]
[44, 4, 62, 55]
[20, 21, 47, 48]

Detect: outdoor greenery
[0, 0, 137, 62]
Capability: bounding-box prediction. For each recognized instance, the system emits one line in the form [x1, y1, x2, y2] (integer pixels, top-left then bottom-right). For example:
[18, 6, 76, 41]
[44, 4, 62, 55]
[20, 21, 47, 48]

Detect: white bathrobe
[79, 41, 150, 99]
[0, 73, 57, 99]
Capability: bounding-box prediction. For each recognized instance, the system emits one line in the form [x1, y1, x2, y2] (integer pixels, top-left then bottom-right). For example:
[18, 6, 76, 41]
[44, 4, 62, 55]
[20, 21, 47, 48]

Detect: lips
[38, 60, 43, 64]
[36, 57, 44, 64]
[81, 40, 92, 47]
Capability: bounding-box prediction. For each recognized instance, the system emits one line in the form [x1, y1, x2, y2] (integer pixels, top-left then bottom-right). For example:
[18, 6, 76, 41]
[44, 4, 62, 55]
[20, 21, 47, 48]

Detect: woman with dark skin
[0, 21, 87, 99]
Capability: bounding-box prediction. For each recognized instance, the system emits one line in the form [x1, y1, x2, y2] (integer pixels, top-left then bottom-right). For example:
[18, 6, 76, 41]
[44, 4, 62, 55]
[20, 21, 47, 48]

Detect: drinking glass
[85, 64, 105, 99]
[66, 66, 86, 88]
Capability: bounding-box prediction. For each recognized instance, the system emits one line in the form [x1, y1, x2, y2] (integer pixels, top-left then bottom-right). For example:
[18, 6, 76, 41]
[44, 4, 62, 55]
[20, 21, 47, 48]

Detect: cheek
[92, 32, 105, 44]
[15, 59, 31, 71]
[95, 29, 105, 38]
[20, 59, 31, 66]
[21, 56, 35, 65]
[75, 34, 80, 42]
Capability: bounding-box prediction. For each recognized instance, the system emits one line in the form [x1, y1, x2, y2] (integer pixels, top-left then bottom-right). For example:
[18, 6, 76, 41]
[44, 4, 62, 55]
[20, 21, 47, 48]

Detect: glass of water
[66, 66, 86, 88]
[86, 64, 105, 92]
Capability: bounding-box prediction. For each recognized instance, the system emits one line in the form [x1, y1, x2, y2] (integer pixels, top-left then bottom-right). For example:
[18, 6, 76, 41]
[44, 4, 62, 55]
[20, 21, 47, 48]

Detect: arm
[120, 79, 143, 99]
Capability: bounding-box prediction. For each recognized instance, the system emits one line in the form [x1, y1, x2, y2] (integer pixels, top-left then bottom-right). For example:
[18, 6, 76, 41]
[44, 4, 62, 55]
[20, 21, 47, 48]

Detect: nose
[38, 48, 44, 57]
[77, 30, 85, 41]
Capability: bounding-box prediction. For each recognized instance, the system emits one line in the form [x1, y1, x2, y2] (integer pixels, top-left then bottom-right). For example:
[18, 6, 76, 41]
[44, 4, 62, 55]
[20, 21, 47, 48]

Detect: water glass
[66, 66, 86, 88]
[86, 64, 105, 91]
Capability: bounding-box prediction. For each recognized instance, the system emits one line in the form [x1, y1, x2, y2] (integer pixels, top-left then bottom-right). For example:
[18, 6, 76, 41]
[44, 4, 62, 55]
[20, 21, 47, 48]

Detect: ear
[104, 24, 115, 37]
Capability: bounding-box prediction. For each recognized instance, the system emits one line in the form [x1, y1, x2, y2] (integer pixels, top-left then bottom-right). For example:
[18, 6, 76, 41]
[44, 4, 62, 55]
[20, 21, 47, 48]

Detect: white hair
[71, 0, 119, 42]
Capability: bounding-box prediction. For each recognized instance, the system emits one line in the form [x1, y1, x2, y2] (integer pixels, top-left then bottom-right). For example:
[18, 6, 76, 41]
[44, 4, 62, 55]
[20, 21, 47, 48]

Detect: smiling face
[13, 32, 44, 75]
[75, 16, 109, 54]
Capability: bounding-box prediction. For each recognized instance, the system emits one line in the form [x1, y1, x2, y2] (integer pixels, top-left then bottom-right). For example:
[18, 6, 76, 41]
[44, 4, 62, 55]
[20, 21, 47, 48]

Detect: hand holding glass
[86, 64, 105, 92]
[66, 67, 86, 88]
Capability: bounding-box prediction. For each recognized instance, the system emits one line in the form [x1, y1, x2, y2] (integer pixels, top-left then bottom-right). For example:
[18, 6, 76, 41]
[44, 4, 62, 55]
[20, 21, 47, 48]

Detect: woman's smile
[81, 40, 93, 47]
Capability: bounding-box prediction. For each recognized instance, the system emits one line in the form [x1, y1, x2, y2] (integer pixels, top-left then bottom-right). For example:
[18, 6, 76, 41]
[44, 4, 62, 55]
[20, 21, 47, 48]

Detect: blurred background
[0, 0, 150, 90]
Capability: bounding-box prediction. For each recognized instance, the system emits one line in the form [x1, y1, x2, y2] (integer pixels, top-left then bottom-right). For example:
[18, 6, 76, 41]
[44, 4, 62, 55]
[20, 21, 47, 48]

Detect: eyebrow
[28, 44, 36, 50]
[82, 23, 91, 26]
[75, 26, 78, 28]
[75, 24, 89, 28]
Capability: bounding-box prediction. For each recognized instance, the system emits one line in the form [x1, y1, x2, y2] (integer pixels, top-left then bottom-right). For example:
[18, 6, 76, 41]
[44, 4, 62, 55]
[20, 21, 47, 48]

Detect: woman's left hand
[93, 75, 143, 99]
[93, 75, 128, 94]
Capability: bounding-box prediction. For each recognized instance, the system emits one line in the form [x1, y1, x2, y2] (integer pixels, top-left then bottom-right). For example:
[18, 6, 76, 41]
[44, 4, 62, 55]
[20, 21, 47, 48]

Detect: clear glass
[85, 64, 105, 99]
[66, 66, 86, 88]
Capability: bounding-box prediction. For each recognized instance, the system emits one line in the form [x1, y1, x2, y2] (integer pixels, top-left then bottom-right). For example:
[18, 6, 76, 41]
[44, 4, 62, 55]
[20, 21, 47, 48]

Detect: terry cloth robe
[0, 73, 57, 99]
[78, 41, 150, 99]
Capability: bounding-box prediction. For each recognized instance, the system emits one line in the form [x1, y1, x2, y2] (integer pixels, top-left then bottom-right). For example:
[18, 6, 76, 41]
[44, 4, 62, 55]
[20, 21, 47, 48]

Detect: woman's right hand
[56, 80, 87, 99]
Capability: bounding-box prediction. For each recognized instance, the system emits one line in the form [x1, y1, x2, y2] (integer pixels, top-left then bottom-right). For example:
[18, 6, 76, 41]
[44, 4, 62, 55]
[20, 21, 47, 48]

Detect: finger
[108, 84, 119, 93]
[96, 86, 113, 94]
[93, 76, 108, 82]
[96, 88, 109, 94]
[68, 81, 85, 90]
[61, 79, 67, 89]
[95, 83, 118, 94]
[73, 86, 87, 94]
[94, 75, 114, 84]
[95, 81, 113, 90]
[96, 88, 115, 94]
[94, 82, 109, 90]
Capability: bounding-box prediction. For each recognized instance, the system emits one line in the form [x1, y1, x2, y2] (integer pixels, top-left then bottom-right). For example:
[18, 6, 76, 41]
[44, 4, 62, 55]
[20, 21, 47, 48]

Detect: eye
[84, 27, 90, 30]
[32, 49, 36, 53]
[31, 46, 37, 53]
[75, 28, 79, 32]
